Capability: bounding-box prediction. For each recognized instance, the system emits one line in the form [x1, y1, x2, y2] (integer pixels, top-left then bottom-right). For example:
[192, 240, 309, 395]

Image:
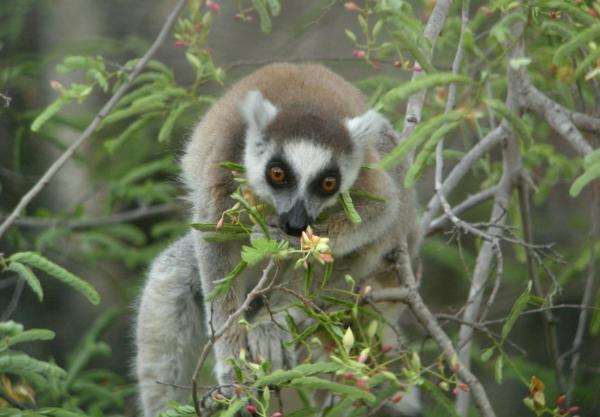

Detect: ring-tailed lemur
[135, 63, 419, 417]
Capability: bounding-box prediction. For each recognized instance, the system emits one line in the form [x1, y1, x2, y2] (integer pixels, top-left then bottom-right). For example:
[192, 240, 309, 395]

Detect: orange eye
[269, 166, 286, 183]
[320, 176, 338, 193]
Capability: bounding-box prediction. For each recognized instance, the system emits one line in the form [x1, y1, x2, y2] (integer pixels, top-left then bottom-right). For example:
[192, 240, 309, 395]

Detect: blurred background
[1, 1, 599, 416]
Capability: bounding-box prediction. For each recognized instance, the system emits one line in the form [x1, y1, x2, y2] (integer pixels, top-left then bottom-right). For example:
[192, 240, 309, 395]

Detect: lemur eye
[320, 176, 338, 193]
[269, 166, 286, 184]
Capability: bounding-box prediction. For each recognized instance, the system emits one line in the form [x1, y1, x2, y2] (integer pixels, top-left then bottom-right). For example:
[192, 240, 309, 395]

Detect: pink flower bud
[207, 2, 221, 13]
[49, 80, 64, 91]
[459, 383, 469, 392]
[381, 345, 392, 354]
[556, 395, 567, 407]
[414, 64, 423, 72]
[246, 404, 257, 414]
[175, 40, 189, 48]
[352, 49, 366, 59]
[271, 413, 284, 417]
[390, 393, 402, 403]
[567, 407, 580, 415]
[451, 362, 460, 373]
[344, 2, 361, 12]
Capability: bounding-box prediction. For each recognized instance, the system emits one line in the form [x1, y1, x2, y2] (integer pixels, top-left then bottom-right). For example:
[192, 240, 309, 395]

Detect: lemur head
[240, 90, 388, 237]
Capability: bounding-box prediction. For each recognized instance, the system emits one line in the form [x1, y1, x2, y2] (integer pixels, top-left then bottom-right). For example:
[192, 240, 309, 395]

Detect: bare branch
[393, 244, 497, 417]
[401, 0, 453, 138]
[418, 125, 505, 246]
[0, 0, 188, 239]
[428, 186, 498, 234]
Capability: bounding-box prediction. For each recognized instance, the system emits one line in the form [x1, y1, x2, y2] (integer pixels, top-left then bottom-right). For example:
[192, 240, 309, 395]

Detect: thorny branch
[0, 0, 188, 239]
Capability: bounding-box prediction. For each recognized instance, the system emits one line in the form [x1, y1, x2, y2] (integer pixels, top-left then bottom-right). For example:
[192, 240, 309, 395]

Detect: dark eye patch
[265, 158, 296, 189]
[310, 166, 341, 198]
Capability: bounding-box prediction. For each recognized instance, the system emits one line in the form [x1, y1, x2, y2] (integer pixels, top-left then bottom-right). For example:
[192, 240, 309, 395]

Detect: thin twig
[5, 203, 180, 230]
[566, 186, 599, 402]
[517, 177, 565, 393]
[191, 260, 277, 416]
[0, 0, 188, 239]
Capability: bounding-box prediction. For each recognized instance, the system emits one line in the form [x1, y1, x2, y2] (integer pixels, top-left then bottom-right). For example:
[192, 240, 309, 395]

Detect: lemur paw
[246, 322, 297, 370]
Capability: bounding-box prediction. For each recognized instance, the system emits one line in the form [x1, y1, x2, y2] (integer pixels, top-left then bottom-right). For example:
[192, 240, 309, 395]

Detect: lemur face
[241, 90, 386, 237]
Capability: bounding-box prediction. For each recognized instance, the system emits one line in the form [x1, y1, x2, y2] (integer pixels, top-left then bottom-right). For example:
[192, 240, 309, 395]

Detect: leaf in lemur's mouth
[338, 192, 362, 224]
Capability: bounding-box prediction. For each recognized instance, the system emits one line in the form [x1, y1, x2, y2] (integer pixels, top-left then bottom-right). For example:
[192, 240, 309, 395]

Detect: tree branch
[393, 244, 497, 417]
[0, 0, 188, 239]
[4, 203, 180, 230]
[191, 260, 277, 416]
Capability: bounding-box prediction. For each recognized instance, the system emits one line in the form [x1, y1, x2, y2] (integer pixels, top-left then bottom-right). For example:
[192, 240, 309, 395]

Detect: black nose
[281, 202, 311, 237]
[285, 222, 307, 237]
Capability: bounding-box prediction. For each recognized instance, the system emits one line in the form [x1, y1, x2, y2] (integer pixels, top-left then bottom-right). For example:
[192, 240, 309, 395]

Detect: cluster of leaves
[0, 307, 131, 417]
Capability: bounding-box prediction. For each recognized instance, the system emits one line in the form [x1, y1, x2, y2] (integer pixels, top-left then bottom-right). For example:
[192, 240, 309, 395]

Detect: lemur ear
[241, 90, 278, 132]
[345, 110, 390, 148]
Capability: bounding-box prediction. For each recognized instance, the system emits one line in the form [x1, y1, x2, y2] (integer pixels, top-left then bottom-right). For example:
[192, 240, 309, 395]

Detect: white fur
[283, 141, 333, 191]
[240, 90, 278, 135]
[345, 110, 388, 147]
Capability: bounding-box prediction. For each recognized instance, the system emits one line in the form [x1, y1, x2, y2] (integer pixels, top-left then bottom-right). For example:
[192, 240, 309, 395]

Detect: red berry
[344, 371, 354, 379]
[390, 393, 402, 403]
[246, 404, 257, 414]
[207, 1, 222, 13]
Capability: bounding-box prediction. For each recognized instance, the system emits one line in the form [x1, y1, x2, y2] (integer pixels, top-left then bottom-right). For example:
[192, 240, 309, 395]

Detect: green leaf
[494, 355, 504, 384]
[0, 351, 66, 380]
[266, 0, 281, 16]
[158, 102, 192, 143]
[484, 98, 533, 148]
[501, 284, 531, 339]
[379, 73, 469, 112]
[379, 110, 464, 170]
[252, 0, 272, 33]
[290, 377, 376, 402]
[480, 346, 495, 362]
[404, 121, 461, 187]
[569, 161, 600, 197]
[574, 47, 600, 80]
[220, 397, 248, 417]
[8, 261, 43, 302]
[338, 192, 362, 224]
[31, 95, 71, 132]
[241, 238, 288, 266]
[206, 261, 248, 301]
[9, 252, 100, 305]
[553, 23, 600, 64]
[391, 27, 436, 74]
[219, 161, 246, 173]
[0, 321, 24, 337]
[345, 29, 357, 43]
[191, 222, 250, 233]
[0, 329, 55, 351]
[584, 148, 600, 168]
[348, 189, 386, 203]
